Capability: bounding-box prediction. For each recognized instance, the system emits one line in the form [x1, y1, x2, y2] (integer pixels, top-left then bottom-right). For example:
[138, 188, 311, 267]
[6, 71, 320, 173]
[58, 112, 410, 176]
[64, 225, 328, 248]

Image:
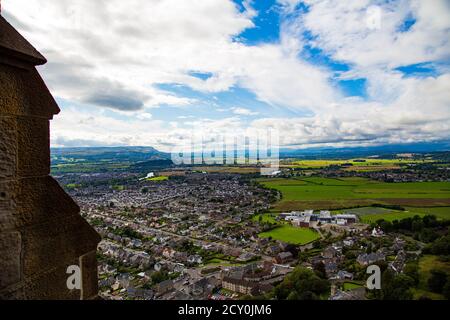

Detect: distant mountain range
[51, 146, 170, 163]
[280, 141, 450, 159]
[51, 140, 450, 164]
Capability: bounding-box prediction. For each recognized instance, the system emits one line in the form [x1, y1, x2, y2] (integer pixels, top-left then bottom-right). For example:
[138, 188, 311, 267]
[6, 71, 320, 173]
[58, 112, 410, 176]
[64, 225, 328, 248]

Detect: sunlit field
[258, 177, 450, 212]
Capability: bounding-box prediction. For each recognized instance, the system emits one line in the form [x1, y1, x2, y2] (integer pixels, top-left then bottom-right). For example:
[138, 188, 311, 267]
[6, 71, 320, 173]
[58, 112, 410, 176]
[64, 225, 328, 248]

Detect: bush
[273, 267, 330, 300]
[151, 271, 170, 284]
[443, 280, 450, 300]
[380, 270, 415, 300]
[428, 269, 448, 294]
[428, 235, 450, 256]
[403, 262, 420, 286]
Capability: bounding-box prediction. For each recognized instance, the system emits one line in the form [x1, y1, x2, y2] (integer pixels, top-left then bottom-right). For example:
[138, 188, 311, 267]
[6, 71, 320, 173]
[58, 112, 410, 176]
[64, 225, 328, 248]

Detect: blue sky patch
[395, 62, 440, 77]
[188, 71, 214, 80]
[301, 44, 351, 73]
[397, 14, 416, 32]
[337, 78, 368, 98]
[153, 83, 307, 122]
[233, 0, 282, 45]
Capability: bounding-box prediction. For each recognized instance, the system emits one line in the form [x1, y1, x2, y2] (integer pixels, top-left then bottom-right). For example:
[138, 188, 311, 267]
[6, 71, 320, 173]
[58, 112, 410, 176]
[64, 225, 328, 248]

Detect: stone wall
[0, 15, 101, 300]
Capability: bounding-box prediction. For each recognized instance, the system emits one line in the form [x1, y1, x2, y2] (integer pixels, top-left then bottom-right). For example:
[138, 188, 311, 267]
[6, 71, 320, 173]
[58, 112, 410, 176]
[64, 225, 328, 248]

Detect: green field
[288, 159, 433, 171]
[342, 207, 425, 223]
[412, 255, 450, 300]
[259, 225, 320, 245]
[404, 207, 450, 220]
[146, 176, 169, 182]
[359, 212, 425, 224]
[65, 183, 81, 189]
[342, 281, 364, 291]
[334, 206, 450, 223]
[52, 161, 131, 174]
[251, 213, 278, 224]
[258, 177, 450, 211]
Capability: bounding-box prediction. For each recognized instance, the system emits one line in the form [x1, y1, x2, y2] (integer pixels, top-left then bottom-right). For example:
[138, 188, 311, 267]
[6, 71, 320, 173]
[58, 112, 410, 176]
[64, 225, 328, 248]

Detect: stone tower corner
[0, 14, 101, 300]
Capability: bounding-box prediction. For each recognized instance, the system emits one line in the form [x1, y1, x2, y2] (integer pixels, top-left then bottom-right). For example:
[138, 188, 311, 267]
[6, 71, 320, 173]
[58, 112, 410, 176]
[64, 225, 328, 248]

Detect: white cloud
[4, 0, 450, 148]
[231, 107, 259, 116]
[4, 0, 255, 110]
[273, 0, 450, 145]
[284, 0, 450, 68]
[4, 0, 335, 111]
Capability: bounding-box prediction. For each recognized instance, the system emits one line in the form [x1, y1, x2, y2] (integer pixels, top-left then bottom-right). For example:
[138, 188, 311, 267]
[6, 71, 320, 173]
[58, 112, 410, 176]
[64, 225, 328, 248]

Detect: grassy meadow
[258, 225, 320, 245]
[252, 212, 320, 245]
[253, 176, 449, 244]
[287, 159, 434, 172]
[146, 176, 169, 182]
[342, 281, 364, 291]
[412, 255, 450, 300]
[258, 177, 450, 212]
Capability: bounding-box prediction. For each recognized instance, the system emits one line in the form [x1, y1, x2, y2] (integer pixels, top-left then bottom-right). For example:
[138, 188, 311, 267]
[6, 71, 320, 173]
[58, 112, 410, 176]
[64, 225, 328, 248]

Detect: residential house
[221, 277, 272, 296]
[155, 279, 174, 297]
[335, 270, 354, 280]
[356, 252, 385, 266]
[275, 252, 293, 264]
[187, 255, 203, 264]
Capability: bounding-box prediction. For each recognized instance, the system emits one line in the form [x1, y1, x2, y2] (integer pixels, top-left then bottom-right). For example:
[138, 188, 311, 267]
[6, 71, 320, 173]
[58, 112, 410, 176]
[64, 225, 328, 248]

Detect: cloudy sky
[4, 0, 450, 151]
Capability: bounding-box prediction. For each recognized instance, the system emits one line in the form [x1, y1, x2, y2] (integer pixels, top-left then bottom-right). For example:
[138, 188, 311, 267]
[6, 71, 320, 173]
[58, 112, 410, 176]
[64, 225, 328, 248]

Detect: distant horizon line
[50, 140, 450, 153]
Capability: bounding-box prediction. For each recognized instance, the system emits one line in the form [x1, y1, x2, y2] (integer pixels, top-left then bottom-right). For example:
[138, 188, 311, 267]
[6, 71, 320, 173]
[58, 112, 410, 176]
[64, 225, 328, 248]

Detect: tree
[287, 291, 300, 300]
[422, 215, 438, 228]
[381, 270, 414, 300]
[419, 228, 439, 243]
[298, 291, 316, 300]
[428, 269, 447, 294]
[151, 271, 170, 284]
[273, 267, 330, 300]
[313, 262, 326, 279]
[428, 235, 450, 256]
[442, 279, 450, 300]
[403, 262, 420, 286]
[411, 220, 424, 232]
[313, 241, 322, 249]
[377, 220, 393, 232]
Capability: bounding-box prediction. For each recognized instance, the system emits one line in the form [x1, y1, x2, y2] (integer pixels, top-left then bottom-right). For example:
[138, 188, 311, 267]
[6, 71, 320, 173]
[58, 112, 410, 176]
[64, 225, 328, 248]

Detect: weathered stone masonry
[0, 15, 101, 299]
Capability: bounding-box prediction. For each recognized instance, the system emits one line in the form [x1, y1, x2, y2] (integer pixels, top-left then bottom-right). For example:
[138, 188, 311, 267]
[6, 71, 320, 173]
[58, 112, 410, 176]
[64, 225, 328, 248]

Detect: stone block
[14, 176, 79, 228]
[0, 260, 81, 300]
[21, 214, 101, 278]
[0, 64, 59, 118]
[1, 177, 80, 230]
[0, 64, 20, 116]
[80, 250, 99, 300]
[0, 232, 21, 289]
[17, 116, 50, 177]
[0, 116, 17, 179]
[0, 180, 17, 231]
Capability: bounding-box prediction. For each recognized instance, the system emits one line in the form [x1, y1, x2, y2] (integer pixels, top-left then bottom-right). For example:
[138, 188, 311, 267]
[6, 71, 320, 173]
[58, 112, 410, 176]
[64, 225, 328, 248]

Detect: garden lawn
[258, 225, 320, 245]
[343, 281, 364, 291]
